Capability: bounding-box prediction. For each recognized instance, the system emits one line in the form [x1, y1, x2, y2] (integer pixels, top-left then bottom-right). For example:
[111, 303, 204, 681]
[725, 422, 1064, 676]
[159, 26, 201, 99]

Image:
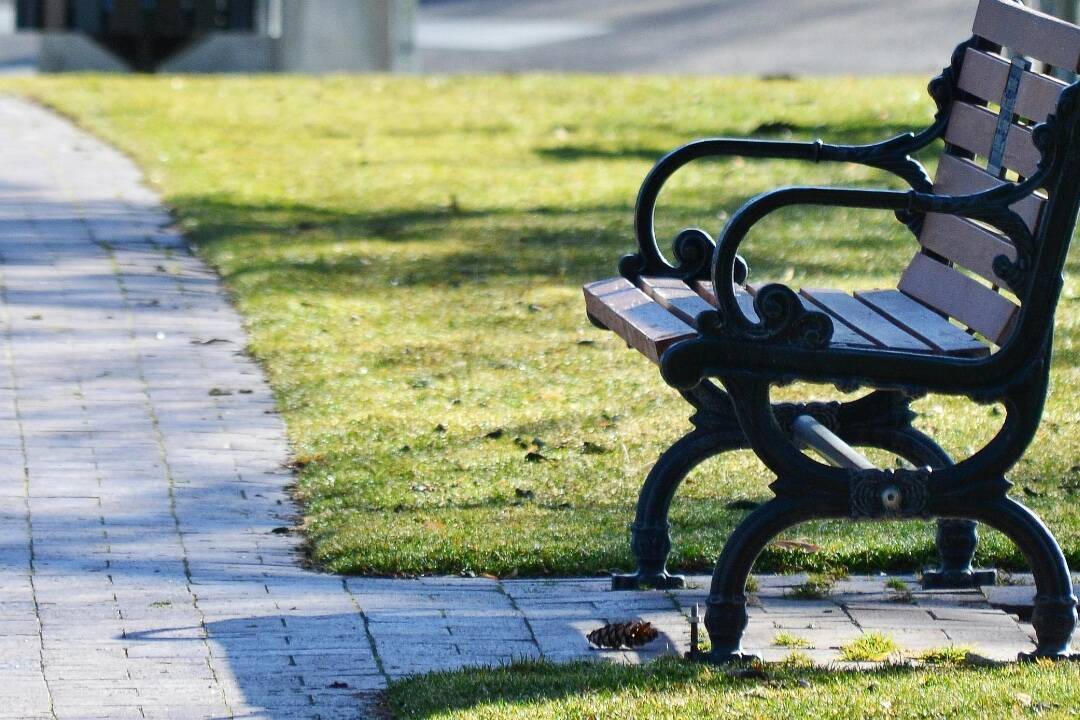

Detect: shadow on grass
[175, 193, 922, 292]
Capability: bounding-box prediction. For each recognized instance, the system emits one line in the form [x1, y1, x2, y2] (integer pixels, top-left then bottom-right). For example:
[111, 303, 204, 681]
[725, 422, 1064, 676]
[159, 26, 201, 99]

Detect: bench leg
[869, 426, 994, 588]
[975, 496, 1077, 660]
[700, 497, 818, 663]
[612, 428, 743, 591]
[924, 519, 997, 588]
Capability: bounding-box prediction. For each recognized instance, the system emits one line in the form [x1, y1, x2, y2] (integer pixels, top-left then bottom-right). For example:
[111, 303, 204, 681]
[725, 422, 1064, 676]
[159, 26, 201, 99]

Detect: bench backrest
[901, 0, 1079, 346]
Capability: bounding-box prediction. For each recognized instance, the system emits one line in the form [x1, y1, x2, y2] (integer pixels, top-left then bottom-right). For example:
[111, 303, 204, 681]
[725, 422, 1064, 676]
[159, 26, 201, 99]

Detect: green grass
[884, 578, 915, 604]
[385, 657, 1080, 719]
[917, 646, 973, 666]
[773, 632, 814, 649]
[840, 633, 903, 662]
[787, 571, 845, 599]
[8, 75, 1080, 576]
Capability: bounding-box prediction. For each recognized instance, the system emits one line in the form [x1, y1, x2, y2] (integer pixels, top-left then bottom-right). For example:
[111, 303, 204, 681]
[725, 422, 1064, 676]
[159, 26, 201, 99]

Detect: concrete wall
[2, 0, 417, 73]
[278, 0, 416, 73]
[0, 33, 39, 72]
[39, 33, 129, 72]
[0, 0, 14, 33]
[159, 33, 278, 74]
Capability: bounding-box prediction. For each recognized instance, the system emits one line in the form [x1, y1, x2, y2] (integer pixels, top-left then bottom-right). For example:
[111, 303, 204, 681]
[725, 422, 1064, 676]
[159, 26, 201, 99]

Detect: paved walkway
[0, 97, 1067, 720]
[418, 0, 973, 75]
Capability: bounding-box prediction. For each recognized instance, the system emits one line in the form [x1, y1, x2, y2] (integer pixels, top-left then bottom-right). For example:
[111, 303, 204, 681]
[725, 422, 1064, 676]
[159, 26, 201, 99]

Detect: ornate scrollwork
[730, 282, 838, 347]
[850, 468, 932, 519]
[701, 283, 834, 349]
[979, 207, 1035, 294]
[774, 401, 842, 434]
[656, 227, 718, 282]
[621, 228, 749, 285]
[992, 251, 1030, 294]
[623, 41, 963, 289]
[618, 251, 647, 280]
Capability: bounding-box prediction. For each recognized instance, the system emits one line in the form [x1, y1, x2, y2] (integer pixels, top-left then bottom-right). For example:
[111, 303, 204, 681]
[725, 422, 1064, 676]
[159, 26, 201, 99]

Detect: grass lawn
[386, 657, 1080, 720]
[8, 75, 1080, 577]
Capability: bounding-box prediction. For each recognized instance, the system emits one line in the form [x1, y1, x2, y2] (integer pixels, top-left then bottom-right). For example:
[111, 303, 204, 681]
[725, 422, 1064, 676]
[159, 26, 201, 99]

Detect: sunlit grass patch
[8, 74, 1080, 576]
[916, 646, 972, 665]
[386, 656, 1080, 720]
[839, 632, 902, 662]
[787, 570, 846, 600]
[773, 632, 814, 649]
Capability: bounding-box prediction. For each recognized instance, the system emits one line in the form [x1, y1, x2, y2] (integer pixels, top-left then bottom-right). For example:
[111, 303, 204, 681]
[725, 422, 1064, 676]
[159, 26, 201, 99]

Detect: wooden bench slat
[638, 276, 716, 328]
[958, 47, 1066, 123]
[800, 289, 933, 352]
[932, 154, 1045, 231]
[944, 102, 1041, 177]
[583, 278, 697, 364]
[744, 284, 876, 349]
[693, 280, 761, 322]
[855, 290, 990, 357]
[898, 253, 1020, 345]
[974, 0, 1080, 72]
[918, 213, 1018, 285]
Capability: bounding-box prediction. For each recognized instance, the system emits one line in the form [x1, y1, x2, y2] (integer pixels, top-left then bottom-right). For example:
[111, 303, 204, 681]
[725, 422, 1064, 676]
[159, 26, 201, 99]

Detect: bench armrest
[708, 179, 1041, 344]
[626, 132, 943, 282]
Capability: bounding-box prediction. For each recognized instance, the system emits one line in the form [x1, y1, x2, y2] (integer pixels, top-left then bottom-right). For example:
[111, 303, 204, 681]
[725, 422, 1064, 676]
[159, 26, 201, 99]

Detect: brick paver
[0, 96, 1059, 719]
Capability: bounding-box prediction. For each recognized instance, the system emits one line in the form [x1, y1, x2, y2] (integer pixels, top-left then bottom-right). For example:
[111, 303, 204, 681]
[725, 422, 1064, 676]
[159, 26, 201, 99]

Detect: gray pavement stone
[0, 93, 1067, 720]
[417, 0, 973, 76]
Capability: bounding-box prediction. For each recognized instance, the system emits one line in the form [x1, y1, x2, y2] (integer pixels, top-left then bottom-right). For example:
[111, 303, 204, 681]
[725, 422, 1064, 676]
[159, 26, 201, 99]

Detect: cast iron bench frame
[586, 0, 1080, 663]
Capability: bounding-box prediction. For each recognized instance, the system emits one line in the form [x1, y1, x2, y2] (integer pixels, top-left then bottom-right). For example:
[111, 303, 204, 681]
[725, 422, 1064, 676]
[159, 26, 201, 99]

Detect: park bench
[585, 0, 1080, 663]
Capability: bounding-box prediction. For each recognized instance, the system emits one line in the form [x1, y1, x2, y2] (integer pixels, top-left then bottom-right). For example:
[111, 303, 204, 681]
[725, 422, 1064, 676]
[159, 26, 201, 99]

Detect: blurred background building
[0, 0, 1076, 76]
[0, 0, 417, 72]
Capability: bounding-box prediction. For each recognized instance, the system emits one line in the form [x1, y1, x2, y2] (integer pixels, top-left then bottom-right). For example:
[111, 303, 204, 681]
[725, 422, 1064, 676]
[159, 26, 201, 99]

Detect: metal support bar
[791, 414, 875, 470]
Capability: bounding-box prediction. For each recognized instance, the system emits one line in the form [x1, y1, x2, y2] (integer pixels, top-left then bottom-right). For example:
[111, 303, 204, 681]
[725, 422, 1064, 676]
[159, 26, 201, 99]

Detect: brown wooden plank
[898, 253, 1020, 345]
[974, 0, 1080, 73]
[745, 284, 875, 349]
[693, 280, 760, 322]
[944, 102, 1041, 177]
[638, 276, 715, 328]
[958, 47, 1066, 123]
[933, 154, 1045, 231]
[855, 290, 990, 357]
[918, 213, 1018, 285]
[583, 278, 696, 364]
[800, 289, 933, 352]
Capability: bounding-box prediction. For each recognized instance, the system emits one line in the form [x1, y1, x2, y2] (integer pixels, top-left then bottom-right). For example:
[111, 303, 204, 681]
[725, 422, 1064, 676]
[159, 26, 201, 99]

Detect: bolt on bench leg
[795, 417, 996, 589]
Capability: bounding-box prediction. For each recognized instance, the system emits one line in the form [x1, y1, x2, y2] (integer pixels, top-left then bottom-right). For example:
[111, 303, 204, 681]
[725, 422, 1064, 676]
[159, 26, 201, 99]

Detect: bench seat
[584, 275, 989, 365]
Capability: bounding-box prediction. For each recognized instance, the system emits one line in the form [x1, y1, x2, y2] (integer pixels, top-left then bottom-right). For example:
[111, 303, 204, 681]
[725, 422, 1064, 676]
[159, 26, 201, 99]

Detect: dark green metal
[600, 36, 1080, 661]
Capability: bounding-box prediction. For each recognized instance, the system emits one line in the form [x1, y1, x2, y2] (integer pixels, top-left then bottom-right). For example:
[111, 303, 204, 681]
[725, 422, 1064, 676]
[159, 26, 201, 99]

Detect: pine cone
[587, 621, 659, 649]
